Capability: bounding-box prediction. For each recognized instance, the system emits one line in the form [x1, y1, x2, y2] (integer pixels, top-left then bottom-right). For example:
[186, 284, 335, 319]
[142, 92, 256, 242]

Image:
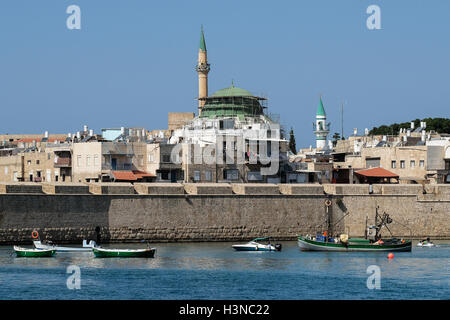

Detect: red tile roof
[354, 167, 399, 178]
[112, 170, 155, 181]
[132, 170, 155, 179]
[112, 171, 138, 181]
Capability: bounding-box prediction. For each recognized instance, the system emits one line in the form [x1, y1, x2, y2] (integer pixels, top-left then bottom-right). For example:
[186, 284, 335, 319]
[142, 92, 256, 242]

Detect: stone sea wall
[0, 183, 448, 244]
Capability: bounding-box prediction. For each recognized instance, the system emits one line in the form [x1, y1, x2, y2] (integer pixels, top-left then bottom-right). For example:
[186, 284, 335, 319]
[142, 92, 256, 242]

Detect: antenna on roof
[341, 100, 347, 139]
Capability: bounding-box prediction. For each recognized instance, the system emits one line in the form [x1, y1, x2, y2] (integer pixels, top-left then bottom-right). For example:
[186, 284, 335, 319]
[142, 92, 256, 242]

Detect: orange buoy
[31, 230, 39, 239]
[387, 252, 394, 259]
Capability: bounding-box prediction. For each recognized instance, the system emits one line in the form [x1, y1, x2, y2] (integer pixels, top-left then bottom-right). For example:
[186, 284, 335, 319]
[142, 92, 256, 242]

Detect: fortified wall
[0, 183, 448, 244]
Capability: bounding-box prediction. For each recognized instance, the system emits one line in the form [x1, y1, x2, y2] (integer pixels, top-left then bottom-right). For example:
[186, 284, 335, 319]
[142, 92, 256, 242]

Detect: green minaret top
[199, 25, 207, 51]
[317, 96, 326, 117]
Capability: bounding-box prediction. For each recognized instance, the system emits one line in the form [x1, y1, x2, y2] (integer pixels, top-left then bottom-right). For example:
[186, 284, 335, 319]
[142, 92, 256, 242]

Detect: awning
[354, 167, 399, 178]
[132, 170, 155, 179]
[112, 171, 137, 181]
[112, 170, 155, 181]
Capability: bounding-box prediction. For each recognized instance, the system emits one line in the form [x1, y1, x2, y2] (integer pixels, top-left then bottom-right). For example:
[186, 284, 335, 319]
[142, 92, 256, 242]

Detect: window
[148, 153, 154, 163]
[419, 160, 425, 168]
[86, 155, 91, 167]
[224, 169, 239, 180]
[27, 160, 31, 165]
[445, 160, 450, 171]
[194, 170, 201, 182]
[138, 155, 144, 166]
[391, 160, 396, 169]
[77, 155, 82, 167]
[410, 160, 415, 168]
[248, 171, 263, 181]
[400, 160, 405, 169]
[162, 154, 171, 163]
[36, 160, 40, 165]
[205, 171, 212, 181]
[47, 153, 51, 160]
[366, 157, 381, 168]
[94, 155, 99, 166]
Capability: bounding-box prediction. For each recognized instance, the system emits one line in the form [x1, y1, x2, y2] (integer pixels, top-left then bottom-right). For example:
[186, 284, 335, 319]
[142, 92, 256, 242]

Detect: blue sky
[0, 0, 449, 147]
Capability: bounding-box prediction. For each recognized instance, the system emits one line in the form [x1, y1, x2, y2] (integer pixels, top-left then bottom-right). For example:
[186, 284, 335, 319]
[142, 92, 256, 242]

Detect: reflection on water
[0, 241, 449, 299]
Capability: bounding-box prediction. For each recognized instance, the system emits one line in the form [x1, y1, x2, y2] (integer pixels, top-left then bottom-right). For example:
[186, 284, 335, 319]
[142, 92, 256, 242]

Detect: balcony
[54, 157, 71, 168]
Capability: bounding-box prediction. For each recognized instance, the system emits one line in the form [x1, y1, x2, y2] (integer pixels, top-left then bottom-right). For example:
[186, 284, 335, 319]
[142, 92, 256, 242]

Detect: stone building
[332, 131, 450, 184]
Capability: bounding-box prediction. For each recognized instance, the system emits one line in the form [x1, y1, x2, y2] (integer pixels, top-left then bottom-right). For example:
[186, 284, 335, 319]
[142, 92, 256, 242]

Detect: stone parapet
[323, 184, 370, 195]
[279, 184, 324, 195]
[42, 183, 90, 194]
[134, 183, 185, 195]
[184, 183, 232, 195]
[0, 183, 43, 194]
[231, 183, 280, 195]
[89, 183, 135, 195]
[381, 185, 423, 195]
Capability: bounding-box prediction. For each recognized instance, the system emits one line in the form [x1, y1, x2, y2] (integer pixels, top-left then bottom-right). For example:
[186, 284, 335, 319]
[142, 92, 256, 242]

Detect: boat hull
[14, 246, 56, 257]
[232, 245, 275, 252]
[93, 247, 156, 258]
[298, 236, 412, 252]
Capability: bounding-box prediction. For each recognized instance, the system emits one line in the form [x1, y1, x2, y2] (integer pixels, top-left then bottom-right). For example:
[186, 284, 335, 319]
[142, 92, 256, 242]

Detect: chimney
[411, 122, 415, 130]
[403, 135, 407, 142]
[83, 125, 88, 132]
[423, 121, 426, 129]
[76, 131, 81, 139]
[44, 131, 49, 138]
[365, 128, 369, 136]
[406, 129, 411, 137]
[353, 128, 358, 136]
[121, 127, 125, 135]
[68, 133, 72, 138]
[382, 135, 387, 142]
[421, 130, 426, 142]
[89, 129, 94, 136]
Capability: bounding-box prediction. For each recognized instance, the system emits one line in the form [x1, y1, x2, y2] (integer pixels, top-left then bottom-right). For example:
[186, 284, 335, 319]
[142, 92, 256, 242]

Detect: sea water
[0, 241, 448, 300]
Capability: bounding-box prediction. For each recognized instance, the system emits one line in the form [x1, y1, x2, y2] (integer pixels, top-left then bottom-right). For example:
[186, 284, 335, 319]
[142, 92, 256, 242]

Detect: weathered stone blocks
[134, 183, 185, 194]
[89, 183, 135, 195]
[184, 183, 232, 195]
[232, 183, 280, 195]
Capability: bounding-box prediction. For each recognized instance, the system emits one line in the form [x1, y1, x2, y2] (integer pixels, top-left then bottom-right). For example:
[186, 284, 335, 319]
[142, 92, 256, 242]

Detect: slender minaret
[196, 25, 210, 115]
[313, 95, 330, 149]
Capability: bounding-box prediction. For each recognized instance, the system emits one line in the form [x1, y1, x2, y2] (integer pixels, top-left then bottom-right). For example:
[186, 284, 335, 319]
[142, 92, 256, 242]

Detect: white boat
[232, 237, 282, 252]
[33, 240, 97, 252]
[417, 241, 436, 247]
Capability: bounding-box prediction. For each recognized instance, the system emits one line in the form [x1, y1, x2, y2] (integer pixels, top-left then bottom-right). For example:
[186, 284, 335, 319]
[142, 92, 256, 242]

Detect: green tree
[369, 118, 450, 135]
[288, 128, 297, 154]
[332, 132, 341, 147]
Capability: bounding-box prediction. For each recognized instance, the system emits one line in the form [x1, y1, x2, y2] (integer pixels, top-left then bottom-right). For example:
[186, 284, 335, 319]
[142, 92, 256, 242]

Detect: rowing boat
[13, 246, 56, 257]
[92, 247, 156, 258]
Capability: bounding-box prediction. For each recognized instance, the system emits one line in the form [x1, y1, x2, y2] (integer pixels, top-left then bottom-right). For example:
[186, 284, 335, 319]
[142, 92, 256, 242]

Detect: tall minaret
[196, 25, 210, 115]
[313, 95, 330, 149]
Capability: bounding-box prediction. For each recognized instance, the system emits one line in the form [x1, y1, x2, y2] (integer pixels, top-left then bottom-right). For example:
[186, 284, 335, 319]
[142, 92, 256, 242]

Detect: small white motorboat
[232, 237, 282, 252]
[33, 240, 97, 252]
[417, 241, 436, 247]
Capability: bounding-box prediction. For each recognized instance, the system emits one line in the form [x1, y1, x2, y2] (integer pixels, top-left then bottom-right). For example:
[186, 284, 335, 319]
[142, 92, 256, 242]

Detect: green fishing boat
[93, 246, 156, 258]
[298, 206, 412, 252]
[297, 235, 411, 252]
[14, 246, 56, 257]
